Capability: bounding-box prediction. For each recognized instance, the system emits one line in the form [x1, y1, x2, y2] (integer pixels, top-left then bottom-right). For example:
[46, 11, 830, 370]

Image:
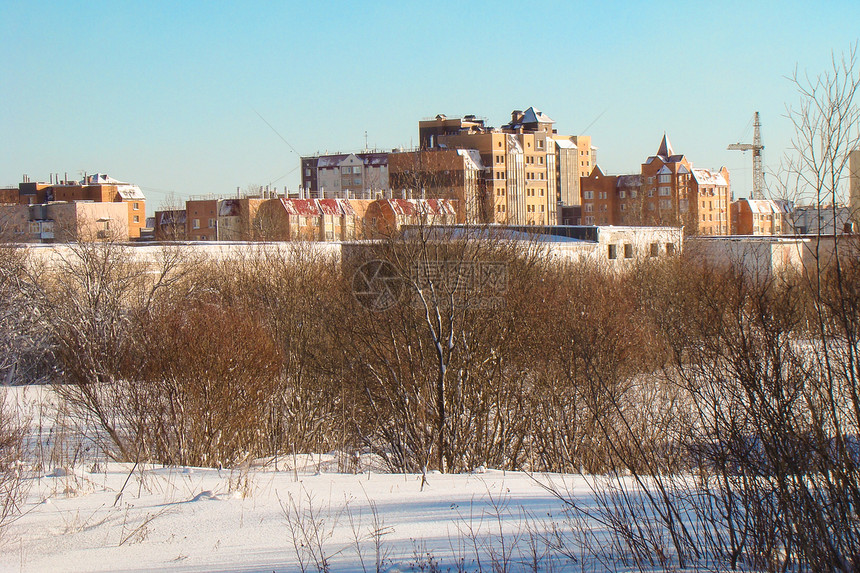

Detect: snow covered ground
[1, 386, 600, 573]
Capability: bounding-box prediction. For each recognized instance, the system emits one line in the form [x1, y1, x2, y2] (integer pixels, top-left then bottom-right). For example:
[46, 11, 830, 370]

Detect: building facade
[9, 173, 146, 238]
[731, 198, 793, 235]
[0, 201, 129, 243]
[581, 135, 732, 235]
[301, 152, 389, 199]
[389, 148, 485, 223]
[417, 108, 596, 226]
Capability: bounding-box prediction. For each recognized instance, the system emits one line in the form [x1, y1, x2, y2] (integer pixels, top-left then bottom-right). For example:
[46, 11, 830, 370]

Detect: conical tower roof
[657, 133, 674, 157]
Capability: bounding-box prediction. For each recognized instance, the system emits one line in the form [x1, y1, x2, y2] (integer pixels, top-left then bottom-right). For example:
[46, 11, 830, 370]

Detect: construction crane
[728, 112, 765, 199]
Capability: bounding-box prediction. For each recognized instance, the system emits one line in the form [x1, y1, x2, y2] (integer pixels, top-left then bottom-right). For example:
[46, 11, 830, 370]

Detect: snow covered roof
[456, 149, 484, 170]
[116, 185, 146, 200]
[521, 107, 554, 125]
[314, 153, 388, 169]
[335, 198, 356, 216]
[742, 199, 793, 215]
[158, 210, 186, 225]
[85, 173, 124, 185]
[280, 198, 321, 217]
[380, 198, 456, 217]
[218, 199, 240, 217]
[317, 199, 342, 216]
[317, 155, 349, 168]
[423, 198, 457, 216]
[553, 139, 577, 149]
[617, 175, 641, 188]
[358, 152, 388, 167]
[692, 168, 727, 186]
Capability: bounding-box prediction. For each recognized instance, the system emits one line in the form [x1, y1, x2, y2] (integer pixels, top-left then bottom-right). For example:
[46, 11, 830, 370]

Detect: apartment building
[185, 198, 219, 241]
[153, 210, 187, 241]
[581, 135, 732, 235]
[732, 198, 793, 235]
[0, 201, 129, 243]
[10, 173, 146, 238]
[300, 152, 389, 198]
[388, 148, 484, 223]
[364, 198, 457, 236]
[691, 168, 731, 235]
[552, 135, 595, 207]
[418, 108, 595, 226]
[792, 204, 854, 235]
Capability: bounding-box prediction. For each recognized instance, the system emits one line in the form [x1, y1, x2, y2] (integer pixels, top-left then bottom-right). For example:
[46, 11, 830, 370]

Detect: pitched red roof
[280, 198, 320, 217]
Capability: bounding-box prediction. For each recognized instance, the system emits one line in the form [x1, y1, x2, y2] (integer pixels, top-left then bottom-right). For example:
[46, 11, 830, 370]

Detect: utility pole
[728, 111, 765, 199]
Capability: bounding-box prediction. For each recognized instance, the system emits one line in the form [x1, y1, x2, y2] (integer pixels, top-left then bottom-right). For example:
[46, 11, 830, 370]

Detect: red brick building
[581, 135, 732, 235]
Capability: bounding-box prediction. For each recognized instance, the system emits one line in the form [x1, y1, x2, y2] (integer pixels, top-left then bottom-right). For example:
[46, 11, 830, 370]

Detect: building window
[619, 191, 626, 199]
[208, 218, 216, 228]
[660, 200, 671, 209]
[608, 244, 617, 259]
[658, 174, 671, 183]
[28, 222, 40, 234]
[659, 187, 671, 196]
[192, 218, 200, 229]
[650, 243, 659, 257]
[133, 215, 140, 223]
[132, 202, 140, 210]
[666, 243, 676, 255]
[583, 191, 594, 200]
[624, 244, 633, 258]
[585, 204, 593, 212]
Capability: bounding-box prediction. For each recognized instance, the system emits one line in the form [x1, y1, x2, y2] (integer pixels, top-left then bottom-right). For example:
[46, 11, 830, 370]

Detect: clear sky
[2, 0, 859, 215]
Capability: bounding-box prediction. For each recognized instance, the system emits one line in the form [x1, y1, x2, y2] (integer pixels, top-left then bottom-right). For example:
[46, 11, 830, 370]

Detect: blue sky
[2, 1, 858, 214]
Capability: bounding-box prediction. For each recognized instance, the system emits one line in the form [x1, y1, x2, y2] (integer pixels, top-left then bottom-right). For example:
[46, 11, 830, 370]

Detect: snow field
[1, 385, 598, 572]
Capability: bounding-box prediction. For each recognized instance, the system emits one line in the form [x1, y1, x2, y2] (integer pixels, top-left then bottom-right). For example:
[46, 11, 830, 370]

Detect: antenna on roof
[365, 131, 368, 152]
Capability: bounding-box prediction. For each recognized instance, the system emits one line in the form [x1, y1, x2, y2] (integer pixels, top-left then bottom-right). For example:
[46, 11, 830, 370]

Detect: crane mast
[727, 112, 765, 199]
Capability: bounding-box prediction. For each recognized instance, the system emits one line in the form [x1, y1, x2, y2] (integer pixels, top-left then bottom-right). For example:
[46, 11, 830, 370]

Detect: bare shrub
[338, 230, 548, 473]
[127, 295, 283, 467]
[0, 388, 29, 538]
[203, 245, 350, 461]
